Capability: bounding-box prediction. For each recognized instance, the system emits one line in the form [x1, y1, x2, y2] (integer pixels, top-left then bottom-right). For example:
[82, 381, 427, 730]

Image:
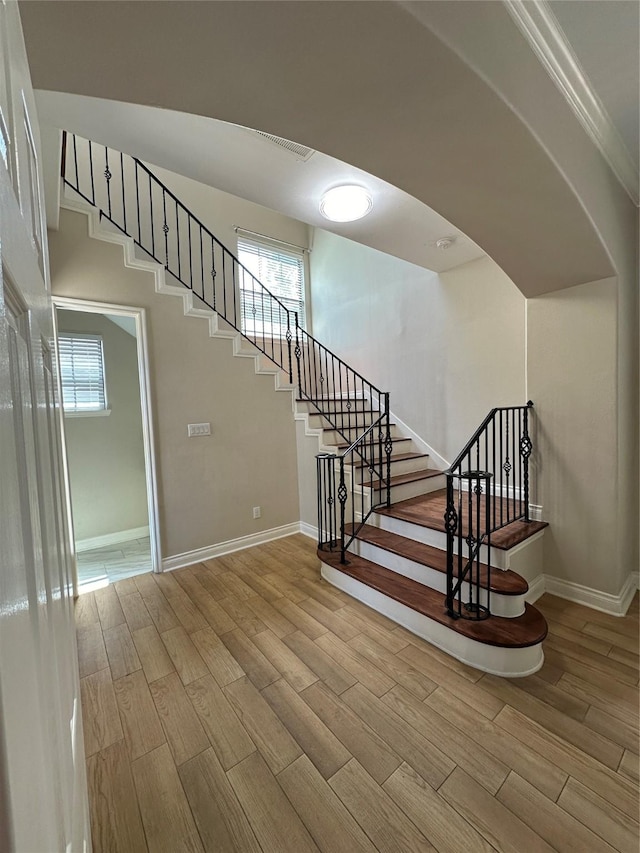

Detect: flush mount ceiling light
[319, 185, 373, 222]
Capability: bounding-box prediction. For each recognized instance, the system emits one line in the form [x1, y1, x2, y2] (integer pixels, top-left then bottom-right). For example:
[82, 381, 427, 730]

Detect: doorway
[53, 298, 160, 591]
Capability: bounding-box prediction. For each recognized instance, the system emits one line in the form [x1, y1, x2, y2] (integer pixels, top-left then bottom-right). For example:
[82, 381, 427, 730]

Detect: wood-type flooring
[76, 534, 639, 853]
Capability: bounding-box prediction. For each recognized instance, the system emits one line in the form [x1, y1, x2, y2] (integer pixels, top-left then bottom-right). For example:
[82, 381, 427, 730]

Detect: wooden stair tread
[345, 523, 528, 595]
[351, 452, 429, 468]
[319, 548, 547, 648]
[376, 489, 548, 551]
[369, 468, 443, 490]
[332, 436, 412, 451]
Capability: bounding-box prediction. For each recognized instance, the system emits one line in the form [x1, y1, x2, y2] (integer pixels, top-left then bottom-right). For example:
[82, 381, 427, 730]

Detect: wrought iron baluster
[149, 172, 155, 257]
[522, 402, 533, 522]
[120, 152, 126, 233]
[104, 147, 112, 219]
[88, 140, 95, 205]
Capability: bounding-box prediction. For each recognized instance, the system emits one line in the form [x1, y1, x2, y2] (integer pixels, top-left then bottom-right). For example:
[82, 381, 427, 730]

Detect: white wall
[50, 207, 302, 560]
[57, 309, 149, 541]
[0, 3, 89, 850]
[310, 229, 526, 462]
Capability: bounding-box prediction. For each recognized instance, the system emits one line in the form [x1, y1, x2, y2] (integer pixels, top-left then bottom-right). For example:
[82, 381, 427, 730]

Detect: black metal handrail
[62, 132, 393, 557]
[444, 402, 533, 620]
[63, 132, 295, 378]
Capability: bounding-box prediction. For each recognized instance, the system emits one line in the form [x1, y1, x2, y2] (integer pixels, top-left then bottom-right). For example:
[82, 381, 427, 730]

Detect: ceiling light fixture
[319, 185, 373, 222]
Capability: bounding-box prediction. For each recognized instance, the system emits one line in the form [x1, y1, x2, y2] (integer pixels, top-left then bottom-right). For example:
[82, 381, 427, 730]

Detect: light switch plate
[188, 422, 211, 437]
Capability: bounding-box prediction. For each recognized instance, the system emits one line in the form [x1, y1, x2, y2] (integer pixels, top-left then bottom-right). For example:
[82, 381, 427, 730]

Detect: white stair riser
[349, 539, 525, 618]
[353, 455, 430, 483]
[370, 511, 509, 570]
[308, 414, 381, 430]
[387, 474, 446, 503]
[321, 424, 401, 445]
[322, 440, 414, 457]
[321, 562, 543, 677]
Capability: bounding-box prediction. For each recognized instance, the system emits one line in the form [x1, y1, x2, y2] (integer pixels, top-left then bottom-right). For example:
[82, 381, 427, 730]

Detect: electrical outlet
[188, 423, 211, 437]
[253, 506, 261, 519]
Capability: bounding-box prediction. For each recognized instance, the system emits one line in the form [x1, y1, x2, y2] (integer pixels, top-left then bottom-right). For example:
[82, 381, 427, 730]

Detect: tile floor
[77, 536, 153, 590]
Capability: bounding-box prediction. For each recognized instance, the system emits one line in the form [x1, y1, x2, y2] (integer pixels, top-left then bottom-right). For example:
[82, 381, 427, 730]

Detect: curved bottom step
[319, 551, 547, 678]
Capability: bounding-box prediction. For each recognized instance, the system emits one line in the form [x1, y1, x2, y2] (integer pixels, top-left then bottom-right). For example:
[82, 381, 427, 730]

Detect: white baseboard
[76, 526, 149, 552]
[542, 570, 639, 617]
[161, 522, 301, 571]
[299, 521, 318, 541]
[525, 573, 546, 604]
[389, 409, 449, 471]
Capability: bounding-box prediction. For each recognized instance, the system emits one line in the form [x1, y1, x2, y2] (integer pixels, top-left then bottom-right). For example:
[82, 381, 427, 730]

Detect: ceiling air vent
[252, 130, 315, 162]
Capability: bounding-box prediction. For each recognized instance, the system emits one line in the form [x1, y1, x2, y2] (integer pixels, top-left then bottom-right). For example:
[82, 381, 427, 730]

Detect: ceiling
[19, 1, 625, 294]
[35, 92, 485, 274]
[548, 0, 639, 175]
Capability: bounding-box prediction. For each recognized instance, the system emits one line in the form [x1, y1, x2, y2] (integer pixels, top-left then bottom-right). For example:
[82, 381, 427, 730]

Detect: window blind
[58, 334, 107, 412]
[237, 236, 305, 337]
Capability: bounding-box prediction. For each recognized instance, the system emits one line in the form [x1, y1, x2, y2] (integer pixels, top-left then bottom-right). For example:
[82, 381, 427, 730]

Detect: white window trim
[236, 231, 309, 336]
[58, 331, 109, 415]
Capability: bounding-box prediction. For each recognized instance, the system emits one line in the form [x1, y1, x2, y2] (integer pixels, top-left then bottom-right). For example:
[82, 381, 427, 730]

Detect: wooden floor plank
[220, 627, 279, 689]
[86, 740, 148, 853]
[272, 596, 328, 639]
[227, 752, 320, 853]
[179, 748, 262, 853]
[297, 597, 361, 641]
[584, 704, 639, 754]
[114, 669, 166, 762]
[149, 672, 210, 766]
[496, 705, 639, 820]
[190, 627, 245, 687]
[439, 767, 556, 853]
[301, 682, 402, 785]
[278, 755, 377, 853]
[77, 621, 109, 678]
[75, 591, 99, 628]
[496, 771, 619, 853]
[557, 776, 639, 853]
[224, 675, 302, 774]
[76, 536, 640, 853]
[351, 634, 437, 701]
[252, 628, 319, 692]
[131, 625, 175, 683]
[160, 626, 209, 685]
[283, 629, 357, 695]
[94, 584, 126, 630]
[119, 590, 153, 632]
[479, 672, 624, 769]
[262, 678, 350, 779]
[381, 684, 509, 794]
[103, 622, 141, 681]
[328, 758, 435, 852]
[425, 686, 568, 801]
[383, 762, 494, 853]
[152, 572, 209, 634]
[315, 631, 395, 697]
[131, 743, 204, 853]
[185, 674, 256, 771]
[134, 574, 180, 633]
[217, 594, 267, 636]
[341, 683, 455, 790]
[618, 750, 640, 784]
[81, 668, 124, 757]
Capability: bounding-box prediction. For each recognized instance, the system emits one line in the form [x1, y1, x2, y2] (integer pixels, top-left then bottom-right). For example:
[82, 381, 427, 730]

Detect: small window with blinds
[58, 333, 108, 414]
[237, 236, 306, 338]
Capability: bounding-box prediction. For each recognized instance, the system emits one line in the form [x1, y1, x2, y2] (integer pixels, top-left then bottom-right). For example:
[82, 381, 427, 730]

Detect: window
[237, 236, 306, 338]
[58, 333, 108, 414]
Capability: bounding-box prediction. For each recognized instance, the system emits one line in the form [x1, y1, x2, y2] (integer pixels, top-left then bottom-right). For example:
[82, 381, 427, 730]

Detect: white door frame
[52, 295, 162, 577]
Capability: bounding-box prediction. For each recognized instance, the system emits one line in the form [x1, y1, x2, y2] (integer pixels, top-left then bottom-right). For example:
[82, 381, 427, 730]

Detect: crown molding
[504, 0, 639, 206]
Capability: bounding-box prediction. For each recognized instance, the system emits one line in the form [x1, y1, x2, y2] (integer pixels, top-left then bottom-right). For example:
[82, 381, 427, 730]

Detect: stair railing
[445, 401, 533, 619]
[61, 133, 393, 554]
[62, 132, 295, 380]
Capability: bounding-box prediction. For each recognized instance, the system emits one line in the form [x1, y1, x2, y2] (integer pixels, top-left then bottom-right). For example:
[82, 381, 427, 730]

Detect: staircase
[61, 133, 548, 677]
